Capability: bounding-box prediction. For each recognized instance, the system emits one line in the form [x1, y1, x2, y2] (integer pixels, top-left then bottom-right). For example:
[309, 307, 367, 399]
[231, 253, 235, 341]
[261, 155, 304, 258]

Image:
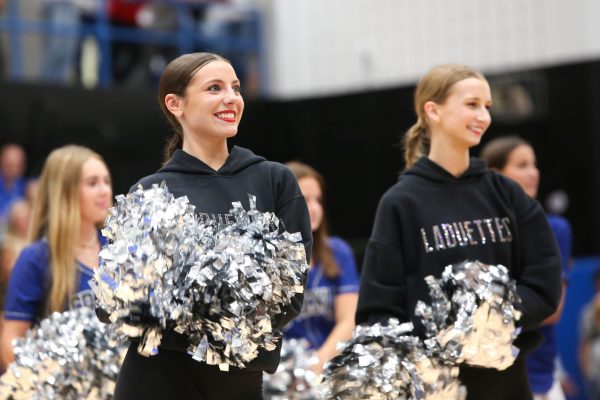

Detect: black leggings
[459, 356, 532, 400]
[114, 343, 263, 400]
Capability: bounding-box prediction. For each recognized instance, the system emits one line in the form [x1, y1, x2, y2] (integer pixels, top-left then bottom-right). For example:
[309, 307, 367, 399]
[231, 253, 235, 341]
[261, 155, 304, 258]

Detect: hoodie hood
[404, 156, 488, 184]
[158, 146, 266, 176]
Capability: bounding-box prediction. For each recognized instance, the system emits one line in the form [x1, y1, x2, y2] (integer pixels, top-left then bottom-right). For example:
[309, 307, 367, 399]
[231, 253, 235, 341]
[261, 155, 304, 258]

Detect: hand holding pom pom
[415, 260, 521, 370]
[92, 183, 309, 370]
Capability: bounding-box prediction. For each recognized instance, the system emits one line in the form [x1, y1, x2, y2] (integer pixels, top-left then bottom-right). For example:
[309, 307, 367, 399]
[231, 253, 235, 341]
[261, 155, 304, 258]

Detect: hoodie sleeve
[272, 166, 312, 329]
[355, 189, 408, 325]
[504, 179, 562, 331]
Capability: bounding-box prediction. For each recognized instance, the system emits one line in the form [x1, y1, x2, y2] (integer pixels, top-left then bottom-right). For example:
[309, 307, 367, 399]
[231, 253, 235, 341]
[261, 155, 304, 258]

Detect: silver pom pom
[263, 338, 321, 400]
[415, 260, 521, 370]
[320, 319, 463, 400]
[93, 183, 309, 370]
[0, 307, 125, 399]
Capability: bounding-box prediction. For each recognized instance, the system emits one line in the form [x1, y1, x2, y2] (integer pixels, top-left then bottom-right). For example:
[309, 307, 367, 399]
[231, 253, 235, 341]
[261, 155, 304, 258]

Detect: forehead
[190, 60, 238, 84]
[299, 176, 321, 191]
[508, 144, 536, 160]
[449, 77, 491, 99]
[81, 157, 108, 175]
[1, 146, 25, 161]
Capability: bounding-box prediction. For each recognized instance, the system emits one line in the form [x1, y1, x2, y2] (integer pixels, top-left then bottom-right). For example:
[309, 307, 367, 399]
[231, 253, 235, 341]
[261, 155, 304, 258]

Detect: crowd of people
[2, 0, 261, 93]
[0, 53, 598, 400]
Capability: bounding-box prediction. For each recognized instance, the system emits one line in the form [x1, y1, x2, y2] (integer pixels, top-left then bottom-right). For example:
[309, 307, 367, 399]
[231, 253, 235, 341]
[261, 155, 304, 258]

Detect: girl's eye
[208, 85, 220, 92]
[233, 86, 242, 94]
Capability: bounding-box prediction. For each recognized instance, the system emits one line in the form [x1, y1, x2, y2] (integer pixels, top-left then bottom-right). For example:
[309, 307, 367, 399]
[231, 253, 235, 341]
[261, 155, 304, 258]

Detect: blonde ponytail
[403, 117, 429, 169]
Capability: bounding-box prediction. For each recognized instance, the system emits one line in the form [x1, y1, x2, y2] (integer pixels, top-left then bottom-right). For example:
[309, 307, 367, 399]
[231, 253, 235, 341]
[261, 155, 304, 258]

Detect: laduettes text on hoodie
[420, 216, 513, 253]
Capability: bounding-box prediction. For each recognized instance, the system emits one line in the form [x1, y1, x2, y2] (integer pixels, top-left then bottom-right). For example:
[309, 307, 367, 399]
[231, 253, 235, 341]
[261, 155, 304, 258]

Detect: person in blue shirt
[0, 145, 112, 369]
[0, 144, 27, 225]
[284, 161, 360, 373]
[481, 135, 572, 400]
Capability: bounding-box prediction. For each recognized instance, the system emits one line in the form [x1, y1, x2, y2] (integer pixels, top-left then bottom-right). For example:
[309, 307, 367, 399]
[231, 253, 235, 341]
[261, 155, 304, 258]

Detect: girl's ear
[165, 94, 183, 118]
[423, 100, 440, 123]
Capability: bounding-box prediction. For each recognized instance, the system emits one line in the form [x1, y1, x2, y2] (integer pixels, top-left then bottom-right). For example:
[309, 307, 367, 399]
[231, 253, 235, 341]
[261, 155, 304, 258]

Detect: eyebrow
[203, 78, 240, 85]
[465, 96, 492, 104]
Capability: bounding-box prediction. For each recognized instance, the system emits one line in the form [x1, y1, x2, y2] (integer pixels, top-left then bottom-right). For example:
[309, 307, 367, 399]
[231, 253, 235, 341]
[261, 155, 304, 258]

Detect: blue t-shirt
[0, 176, 26, 220]
[4, 233, 106, 323]
[526, 214, 572, 394]
[284, 237, 359, 349]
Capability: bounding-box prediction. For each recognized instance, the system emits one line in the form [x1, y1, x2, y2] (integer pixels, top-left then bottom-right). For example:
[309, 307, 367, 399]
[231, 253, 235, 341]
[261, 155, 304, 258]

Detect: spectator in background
[0, 145, 112, 369]
[198, 0, 260, 96]
[0, 144, 26, 227]
[24, 179, 39, 206]
[480, 135, 572, 400]
[108, 0, 145, 85]
[40, 0, 101, 84]
[0, 200, 31, 361]
[283, 161, 359, 374]
[110, 0, 180, 88]
[0, 0, 5, 77]
[579, 270, 600, 399]
[0, 200, 31, 293]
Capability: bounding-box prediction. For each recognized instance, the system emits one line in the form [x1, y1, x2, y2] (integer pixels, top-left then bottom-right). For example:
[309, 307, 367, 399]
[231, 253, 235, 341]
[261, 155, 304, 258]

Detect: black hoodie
[132, 146, 312, 373]
[356, 157, 562, 355]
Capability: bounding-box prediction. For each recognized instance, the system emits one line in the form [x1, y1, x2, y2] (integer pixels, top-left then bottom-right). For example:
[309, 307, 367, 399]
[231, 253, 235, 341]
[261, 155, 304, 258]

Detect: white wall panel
[264, 0, 599, 99]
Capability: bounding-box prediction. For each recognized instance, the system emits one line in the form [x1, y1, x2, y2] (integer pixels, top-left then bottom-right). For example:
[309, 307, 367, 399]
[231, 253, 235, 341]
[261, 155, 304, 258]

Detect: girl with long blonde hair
[0, 145, 112, 368]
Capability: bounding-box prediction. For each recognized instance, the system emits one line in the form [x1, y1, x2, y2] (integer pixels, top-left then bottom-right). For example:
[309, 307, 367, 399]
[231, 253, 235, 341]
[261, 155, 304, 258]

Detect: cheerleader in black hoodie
[355, 64, 562, 400]
[111, 53, 312, 400]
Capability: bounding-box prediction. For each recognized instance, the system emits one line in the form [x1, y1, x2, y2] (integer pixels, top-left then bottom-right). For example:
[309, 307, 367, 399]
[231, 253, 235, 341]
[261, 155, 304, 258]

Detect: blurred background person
[0, 145, 112, 369]
[24, 179, 39, 207]
[0, 144, 26, 231]
[39, 0, 101, 84]
[283, 161, 359, 374]
[0, 199, 31, 373]
[481, 135, 573, 400]
[0, 200, 31, 298]
[579, 270, 600, 400]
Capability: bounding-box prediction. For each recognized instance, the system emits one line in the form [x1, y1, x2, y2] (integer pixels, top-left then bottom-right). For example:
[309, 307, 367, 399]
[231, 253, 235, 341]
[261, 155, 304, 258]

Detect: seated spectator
[0, 144, 26, 230]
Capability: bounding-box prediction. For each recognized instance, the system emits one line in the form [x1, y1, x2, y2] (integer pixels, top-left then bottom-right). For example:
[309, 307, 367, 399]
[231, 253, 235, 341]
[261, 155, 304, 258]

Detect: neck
[79, 222, 97, 245]
[182, 136, 229, 171]
[428, 137, 470, 177]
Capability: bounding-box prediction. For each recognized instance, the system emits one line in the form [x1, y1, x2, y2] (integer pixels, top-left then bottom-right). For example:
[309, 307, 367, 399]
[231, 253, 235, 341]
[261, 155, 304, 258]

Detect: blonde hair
[404, 64, 486, 169]
[28, 145, 105, 315]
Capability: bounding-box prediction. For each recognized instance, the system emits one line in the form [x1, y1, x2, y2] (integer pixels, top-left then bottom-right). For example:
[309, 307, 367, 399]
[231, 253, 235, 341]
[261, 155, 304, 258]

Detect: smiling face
[171, 60, 244, 144]
[429, 77, 492, 150]
[79, 157, 112, 226]
[500, 144, 539, 198]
